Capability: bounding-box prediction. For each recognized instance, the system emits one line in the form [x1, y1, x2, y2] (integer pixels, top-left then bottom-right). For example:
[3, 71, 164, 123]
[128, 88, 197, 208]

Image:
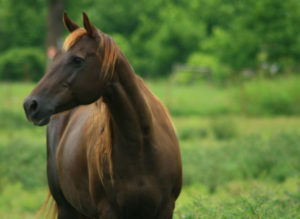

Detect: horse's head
[24, 12, 118, 126]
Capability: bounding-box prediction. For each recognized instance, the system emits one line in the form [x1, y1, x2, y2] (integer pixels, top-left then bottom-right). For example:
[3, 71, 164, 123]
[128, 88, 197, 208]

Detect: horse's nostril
[24, 98, 39, 114]
[29, 100, 38, 111]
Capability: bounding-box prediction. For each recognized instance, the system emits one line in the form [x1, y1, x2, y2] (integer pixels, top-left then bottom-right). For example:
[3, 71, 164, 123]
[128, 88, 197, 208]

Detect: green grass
[0, 81, 300, 218]
[147, 80, 240, 116]
[175, 178, 300, 219]
[147, 75, 300, 116]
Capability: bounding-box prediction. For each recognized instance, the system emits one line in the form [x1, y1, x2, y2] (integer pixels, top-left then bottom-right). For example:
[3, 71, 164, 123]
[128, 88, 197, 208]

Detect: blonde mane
[63, 28, 87, 51]
[87, 98, 113, 184]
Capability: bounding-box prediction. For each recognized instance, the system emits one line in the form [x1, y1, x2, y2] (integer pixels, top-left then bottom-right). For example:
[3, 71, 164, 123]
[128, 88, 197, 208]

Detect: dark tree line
[0, 0, 299, 81]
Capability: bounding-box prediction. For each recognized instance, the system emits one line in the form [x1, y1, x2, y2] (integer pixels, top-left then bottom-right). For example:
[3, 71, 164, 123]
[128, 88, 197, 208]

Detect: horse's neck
[103, 55, 153, 149]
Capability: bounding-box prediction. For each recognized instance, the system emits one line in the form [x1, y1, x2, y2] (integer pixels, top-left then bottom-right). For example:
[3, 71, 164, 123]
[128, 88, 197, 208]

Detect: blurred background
[0, 0, 300, 218]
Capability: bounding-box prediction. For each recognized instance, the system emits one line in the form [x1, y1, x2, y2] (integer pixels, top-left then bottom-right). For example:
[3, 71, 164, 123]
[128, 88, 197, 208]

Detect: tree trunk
[46, 0, 64, 68]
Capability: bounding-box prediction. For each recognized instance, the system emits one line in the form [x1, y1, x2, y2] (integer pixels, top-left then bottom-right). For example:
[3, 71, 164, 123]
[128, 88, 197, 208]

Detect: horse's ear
[82, 12, 98, 38]
[63, 12, 79, 32]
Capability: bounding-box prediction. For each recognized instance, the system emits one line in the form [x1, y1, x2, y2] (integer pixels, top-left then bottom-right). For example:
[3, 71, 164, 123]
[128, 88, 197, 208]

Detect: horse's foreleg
[156, 199, 176, 219]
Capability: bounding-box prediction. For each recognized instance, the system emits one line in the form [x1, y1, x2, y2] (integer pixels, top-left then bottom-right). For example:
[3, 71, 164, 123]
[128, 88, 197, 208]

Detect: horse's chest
[47, 116, 98, 216]
[47, 113, 175, 218]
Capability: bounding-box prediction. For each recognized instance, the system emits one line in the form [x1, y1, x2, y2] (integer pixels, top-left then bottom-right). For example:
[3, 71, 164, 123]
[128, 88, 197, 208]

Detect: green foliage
[0, 183, 45, 214]
[174, 53, 232, 85]
[181, 132, 300, 190]
[148, 80, 240, 116]
[141, 4, 205, 76]
[175, 179, 300, 218]
[0, 138, 46, 189]
[85, 0, 205, 76]
[178, 127, 208, 140]
[240, 77, 300, 115]
[210, 118, 237, 140]
[1, 0, 300, 79]
[0, 48, 46, 81]
[111, 33, 135, 64]
[0, 0, 46, 51]
[200, 0, 300, 73]
[150, 76, 300, 116]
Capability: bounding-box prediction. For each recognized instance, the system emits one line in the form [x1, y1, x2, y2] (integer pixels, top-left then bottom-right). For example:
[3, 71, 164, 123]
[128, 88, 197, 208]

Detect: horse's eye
[72, 56, 85, 65]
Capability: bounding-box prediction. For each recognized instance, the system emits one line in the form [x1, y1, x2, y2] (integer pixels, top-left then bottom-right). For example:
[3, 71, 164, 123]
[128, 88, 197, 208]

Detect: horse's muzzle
[23, 97, 52, 126]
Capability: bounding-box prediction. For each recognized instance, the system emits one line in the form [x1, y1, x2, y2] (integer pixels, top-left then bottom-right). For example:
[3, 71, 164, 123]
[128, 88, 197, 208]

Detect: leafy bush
[0, 183, 45, 213]
[181, 132, 300, 190]
[210, 118, 237, 140]
[178, 127, 208, 140]
[0, 48, 45, 81]
[0, 139, 46, 189]
[239, 77, 300, 115]
[175, 180, 300, 219]
[149, 76, 300, 116]
[173, 53, 232, 85]
[147, 80, 240, 117]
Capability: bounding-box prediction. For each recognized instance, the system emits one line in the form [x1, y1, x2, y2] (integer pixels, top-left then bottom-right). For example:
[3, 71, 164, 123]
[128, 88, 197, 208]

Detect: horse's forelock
[63, 28, 87, 51]
[63, 28, 120, 79]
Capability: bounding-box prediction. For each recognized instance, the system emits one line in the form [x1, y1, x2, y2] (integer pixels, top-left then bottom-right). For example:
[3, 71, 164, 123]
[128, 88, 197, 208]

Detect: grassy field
[0, 79, 300, 218]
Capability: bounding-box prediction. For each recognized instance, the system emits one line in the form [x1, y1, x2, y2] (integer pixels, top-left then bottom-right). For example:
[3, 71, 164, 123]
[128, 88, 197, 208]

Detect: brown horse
[23, 12, 182, 219]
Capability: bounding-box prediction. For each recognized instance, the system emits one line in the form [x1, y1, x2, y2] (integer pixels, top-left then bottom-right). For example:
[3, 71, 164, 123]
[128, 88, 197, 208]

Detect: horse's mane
[63, 28, 120, 184]
[87, 98, 113, 184]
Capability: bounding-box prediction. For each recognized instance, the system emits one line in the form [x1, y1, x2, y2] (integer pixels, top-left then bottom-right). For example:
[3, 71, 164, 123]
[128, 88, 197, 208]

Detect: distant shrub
[0, 139, 46, 189]
[174, 53, 232, 85]
[181, 132, 300, 190]
[0, 48, 45, 81]
[178, 127, 208, 140]
[211, 118, 237, 140]
[152, 76, 300, 116]
[111, 34, 134, 63]
[188, 53, 232, 83]
[0, 183, 45, 213]
[239, 76, 300, 115]
[175, 182, 300, 219]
